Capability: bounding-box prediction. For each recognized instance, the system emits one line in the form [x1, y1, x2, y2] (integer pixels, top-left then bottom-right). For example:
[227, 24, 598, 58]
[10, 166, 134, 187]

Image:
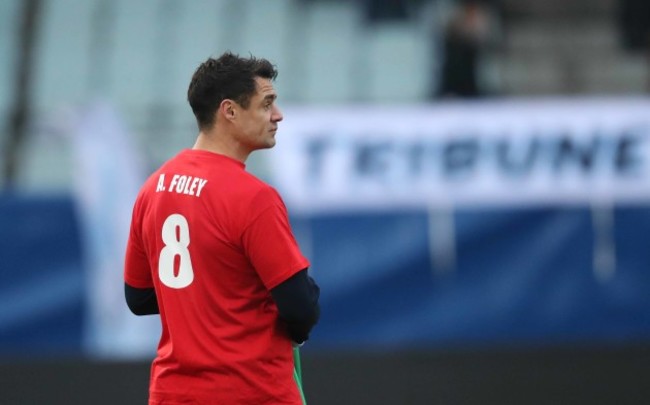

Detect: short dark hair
[187, 52, 278, 129]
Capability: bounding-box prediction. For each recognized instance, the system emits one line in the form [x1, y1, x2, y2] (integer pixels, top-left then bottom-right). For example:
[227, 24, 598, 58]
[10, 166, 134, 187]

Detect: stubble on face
[241, 77, 281, 150]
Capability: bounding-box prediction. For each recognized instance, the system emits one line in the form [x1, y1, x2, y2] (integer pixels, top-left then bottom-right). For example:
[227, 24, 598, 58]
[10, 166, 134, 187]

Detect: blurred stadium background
[1, 0, 650, 404]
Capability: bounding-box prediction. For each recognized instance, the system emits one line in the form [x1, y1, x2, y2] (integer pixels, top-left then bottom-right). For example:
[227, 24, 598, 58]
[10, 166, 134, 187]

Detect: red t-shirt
[124, 149, 309, 404]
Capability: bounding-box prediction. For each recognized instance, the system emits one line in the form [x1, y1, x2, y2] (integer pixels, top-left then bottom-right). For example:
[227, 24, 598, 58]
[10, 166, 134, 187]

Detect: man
[124, 52, 320, 404]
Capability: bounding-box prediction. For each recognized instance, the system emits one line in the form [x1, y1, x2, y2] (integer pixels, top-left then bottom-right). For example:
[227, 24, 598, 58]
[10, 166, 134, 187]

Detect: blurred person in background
[124, 52, 320, 405]
[617, 0, 650, 91]
[435, 0, 499, 98]
[618, 0, 650, 52]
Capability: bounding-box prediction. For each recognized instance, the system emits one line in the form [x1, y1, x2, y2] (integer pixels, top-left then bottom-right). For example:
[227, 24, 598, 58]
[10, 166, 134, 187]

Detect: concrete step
[499, 52, 648, 95]
[581, 54, 648, 93]
[501, 0, 616, 21]
[506, 20, 620, 55]
[498, 56, 566, 95]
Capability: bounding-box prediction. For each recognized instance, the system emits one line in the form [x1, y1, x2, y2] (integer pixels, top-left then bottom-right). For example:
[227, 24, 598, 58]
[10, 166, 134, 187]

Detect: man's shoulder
[238, 170, 273, 191]
[229, 172, 280, 206]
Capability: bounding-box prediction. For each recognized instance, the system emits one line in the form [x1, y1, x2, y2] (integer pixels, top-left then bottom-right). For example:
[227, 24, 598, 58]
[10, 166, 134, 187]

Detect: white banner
[268, 98, 650, 212]
[69, 102, 160, 358]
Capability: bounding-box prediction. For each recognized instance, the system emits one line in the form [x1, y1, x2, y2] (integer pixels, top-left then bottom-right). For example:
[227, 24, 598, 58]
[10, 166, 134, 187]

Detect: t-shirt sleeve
[242, 187, 310, 290]
[124, 199, 154, 288]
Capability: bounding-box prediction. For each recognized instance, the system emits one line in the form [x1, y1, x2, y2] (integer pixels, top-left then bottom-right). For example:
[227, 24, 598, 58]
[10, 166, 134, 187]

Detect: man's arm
[271, 269, 320, 344]
[124, 283, 160, 315]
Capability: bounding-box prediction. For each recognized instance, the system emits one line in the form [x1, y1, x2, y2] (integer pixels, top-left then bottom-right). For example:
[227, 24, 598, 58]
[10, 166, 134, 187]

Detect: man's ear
[220, 99, 236, 120]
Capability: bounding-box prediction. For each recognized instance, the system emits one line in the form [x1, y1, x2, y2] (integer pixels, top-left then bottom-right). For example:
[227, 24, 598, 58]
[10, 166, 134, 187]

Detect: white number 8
[159, 214, 194, 289]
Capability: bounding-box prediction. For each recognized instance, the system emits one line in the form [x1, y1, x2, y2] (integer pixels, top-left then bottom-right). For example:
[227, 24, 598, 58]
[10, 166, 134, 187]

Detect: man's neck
[192, 130, 250, 163]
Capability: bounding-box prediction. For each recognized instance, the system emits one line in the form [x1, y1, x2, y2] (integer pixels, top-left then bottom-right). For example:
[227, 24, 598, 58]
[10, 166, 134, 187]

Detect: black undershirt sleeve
[124, 283, 160, 315]
[271, 268, 321, 344]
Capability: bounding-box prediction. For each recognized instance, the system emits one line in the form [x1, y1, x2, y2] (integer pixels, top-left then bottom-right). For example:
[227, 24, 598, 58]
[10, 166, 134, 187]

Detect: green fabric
[293, 347, 306, 404]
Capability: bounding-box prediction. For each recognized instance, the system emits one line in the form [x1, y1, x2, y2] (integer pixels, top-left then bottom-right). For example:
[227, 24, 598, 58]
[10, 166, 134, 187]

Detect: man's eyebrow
[263, 94, 277, 102]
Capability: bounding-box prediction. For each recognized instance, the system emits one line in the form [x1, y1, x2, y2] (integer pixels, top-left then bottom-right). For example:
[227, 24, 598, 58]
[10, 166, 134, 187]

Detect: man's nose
[272, 105, 283, 122]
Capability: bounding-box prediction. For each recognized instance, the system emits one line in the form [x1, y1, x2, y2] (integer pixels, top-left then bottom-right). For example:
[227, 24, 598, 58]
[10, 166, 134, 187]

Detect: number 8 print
[159, 214, 194, 288]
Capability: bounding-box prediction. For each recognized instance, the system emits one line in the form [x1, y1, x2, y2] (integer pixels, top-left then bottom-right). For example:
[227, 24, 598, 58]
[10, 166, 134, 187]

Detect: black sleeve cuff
[271, 269, 320, 343]
[124, 283, 160, 315]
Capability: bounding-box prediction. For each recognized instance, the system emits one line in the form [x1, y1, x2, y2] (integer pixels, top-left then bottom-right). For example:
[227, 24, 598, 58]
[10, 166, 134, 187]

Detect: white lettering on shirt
[195, 179, 208, 197]
[175, 175, 188, 193]
[163, 174, 208, 197]
[156, 174, 166, 192]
